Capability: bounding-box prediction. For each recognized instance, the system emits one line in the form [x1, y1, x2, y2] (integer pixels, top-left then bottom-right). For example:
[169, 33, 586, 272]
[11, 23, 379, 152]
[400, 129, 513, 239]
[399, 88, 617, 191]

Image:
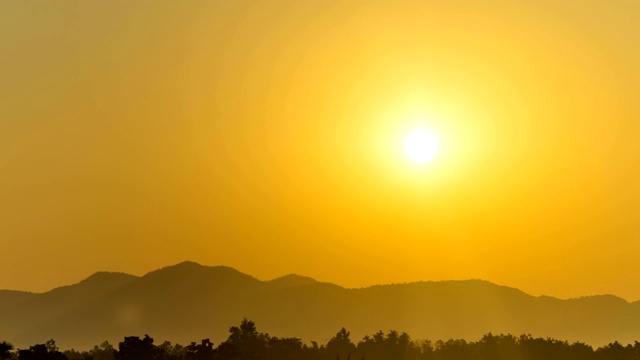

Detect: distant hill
[0, 290, 37, 311]
[1, 261, 639, 350]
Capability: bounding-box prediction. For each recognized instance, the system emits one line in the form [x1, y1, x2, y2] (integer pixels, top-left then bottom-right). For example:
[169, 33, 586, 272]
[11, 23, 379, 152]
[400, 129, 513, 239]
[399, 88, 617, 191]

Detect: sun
[404, 129, 439, 163]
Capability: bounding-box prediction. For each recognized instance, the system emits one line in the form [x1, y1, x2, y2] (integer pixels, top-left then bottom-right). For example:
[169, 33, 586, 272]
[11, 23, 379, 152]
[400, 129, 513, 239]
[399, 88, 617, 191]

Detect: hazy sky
[2, 0, 640, 300]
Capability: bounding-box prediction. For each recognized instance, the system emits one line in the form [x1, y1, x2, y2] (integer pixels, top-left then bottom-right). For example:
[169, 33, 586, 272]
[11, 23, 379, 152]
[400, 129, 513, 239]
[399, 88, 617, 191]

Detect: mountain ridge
[1, 261, 638, 350]
[3, 262, 629, 303]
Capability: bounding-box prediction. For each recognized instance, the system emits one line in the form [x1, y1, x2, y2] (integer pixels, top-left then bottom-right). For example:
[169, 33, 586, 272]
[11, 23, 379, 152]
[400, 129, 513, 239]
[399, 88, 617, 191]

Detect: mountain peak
[80, 271, 138, 285]
[44, 271, 138, 298]
[267, 274, 319, 288]
[569, 294, 629, 305]
[140, 262, 260, 288]
[172, 260, 203, 268]
[144, 261, 246, 276]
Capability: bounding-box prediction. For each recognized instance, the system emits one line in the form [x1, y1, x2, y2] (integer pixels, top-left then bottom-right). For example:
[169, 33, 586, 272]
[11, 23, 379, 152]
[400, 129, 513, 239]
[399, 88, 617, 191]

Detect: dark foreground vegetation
[2, 319, 640, 360]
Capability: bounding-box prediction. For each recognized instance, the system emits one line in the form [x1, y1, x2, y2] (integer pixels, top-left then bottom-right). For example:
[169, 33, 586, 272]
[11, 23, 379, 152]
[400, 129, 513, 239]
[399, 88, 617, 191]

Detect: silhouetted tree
[517, 334, 595, 360]
[325, 328, 356, 360]
[412, 339, 434, 360]
[185, 339, 216, 360]
[358, 330, 421, 360]
[217, 319, 268, 360]
[114, 335, 162, 360]
[158, 341, 185, 360]
[302, 341, 321, 360]
[17, 341, 67, 360]
[433, 339, 469, 360]
[62, 349, 92, 360]
[0, 342, 13, 360]
[472, 333, 520, 360]
[88, 341, 114, 360]
[264, 337, 305, 360]
[568, 341, 594, 360]
[594, 341, 637, 360]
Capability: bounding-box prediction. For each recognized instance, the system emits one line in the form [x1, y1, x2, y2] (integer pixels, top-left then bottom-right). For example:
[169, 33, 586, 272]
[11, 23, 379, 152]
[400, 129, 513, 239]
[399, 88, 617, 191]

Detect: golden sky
[2, 0, 640, 300]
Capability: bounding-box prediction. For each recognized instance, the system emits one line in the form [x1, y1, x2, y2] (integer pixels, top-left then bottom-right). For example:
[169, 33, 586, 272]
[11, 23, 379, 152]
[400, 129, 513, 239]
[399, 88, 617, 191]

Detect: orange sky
[2, 0, 640, 301]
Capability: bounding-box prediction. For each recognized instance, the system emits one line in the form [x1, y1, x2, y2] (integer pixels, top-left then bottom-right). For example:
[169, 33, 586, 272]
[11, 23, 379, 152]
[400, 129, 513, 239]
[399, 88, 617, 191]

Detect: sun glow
[404, 129, 439, 164]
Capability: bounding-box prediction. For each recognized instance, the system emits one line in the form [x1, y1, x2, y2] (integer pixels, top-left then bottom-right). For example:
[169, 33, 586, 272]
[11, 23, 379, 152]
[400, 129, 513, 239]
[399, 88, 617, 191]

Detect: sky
[1, 0, 640, 301]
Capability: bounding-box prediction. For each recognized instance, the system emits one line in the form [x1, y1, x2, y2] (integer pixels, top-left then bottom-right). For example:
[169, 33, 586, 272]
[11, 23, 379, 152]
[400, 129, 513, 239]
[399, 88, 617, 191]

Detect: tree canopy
[4, 319, 640, 360]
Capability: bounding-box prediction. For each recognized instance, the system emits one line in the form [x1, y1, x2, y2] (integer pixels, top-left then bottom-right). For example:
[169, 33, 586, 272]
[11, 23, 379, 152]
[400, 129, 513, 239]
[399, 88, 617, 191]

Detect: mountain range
[1, 261, 639, 350]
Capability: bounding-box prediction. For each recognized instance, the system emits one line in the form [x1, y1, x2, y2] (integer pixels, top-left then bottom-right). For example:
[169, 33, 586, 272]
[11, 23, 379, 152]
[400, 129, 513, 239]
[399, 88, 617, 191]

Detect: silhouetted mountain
[1, 262, 639, 350]
[0, 290, 36, 310]
[266, 274, 320, 289]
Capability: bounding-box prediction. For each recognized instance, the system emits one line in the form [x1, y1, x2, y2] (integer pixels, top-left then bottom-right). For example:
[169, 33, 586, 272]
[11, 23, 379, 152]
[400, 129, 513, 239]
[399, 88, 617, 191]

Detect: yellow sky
[2, 0, 640, 300]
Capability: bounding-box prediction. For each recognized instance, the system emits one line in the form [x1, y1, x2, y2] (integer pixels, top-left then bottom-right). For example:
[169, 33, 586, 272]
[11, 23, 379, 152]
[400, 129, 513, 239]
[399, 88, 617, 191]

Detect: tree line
[2, 319, 640, 360]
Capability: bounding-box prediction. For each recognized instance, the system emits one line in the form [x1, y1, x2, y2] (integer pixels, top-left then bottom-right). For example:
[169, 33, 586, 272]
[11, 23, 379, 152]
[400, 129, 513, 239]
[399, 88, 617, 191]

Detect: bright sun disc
[404, 129, 439, 163]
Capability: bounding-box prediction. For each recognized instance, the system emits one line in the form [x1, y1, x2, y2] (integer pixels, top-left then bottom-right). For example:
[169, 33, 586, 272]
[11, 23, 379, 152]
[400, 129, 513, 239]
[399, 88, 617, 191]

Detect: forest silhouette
[2, 318, 640, 360]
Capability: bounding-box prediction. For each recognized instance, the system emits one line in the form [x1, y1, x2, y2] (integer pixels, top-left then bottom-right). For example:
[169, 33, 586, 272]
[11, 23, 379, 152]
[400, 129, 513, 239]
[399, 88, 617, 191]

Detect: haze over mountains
[1, 262, 639, 350]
